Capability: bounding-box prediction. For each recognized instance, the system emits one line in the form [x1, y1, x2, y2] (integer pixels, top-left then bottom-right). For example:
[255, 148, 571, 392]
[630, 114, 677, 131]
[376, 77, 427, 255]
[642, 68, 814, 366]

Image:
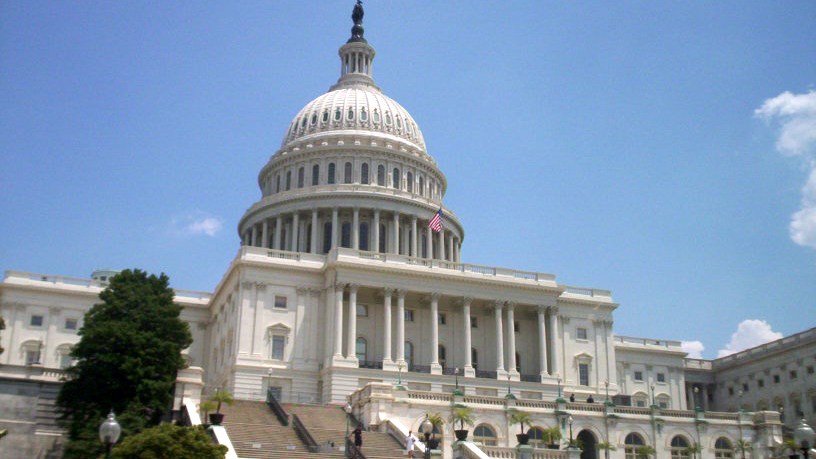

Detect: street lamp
[557, 376, 563, 399]
[344, 402, 353, 451]
[98, 410, 121, 459]
[420, 416, 434, 459]
[567, 415, 574, 448]
[693, 386, 701, 411]
[604, 380, 610, 403]
[650, 384, 656, 408]
[793, 419, 816, 459]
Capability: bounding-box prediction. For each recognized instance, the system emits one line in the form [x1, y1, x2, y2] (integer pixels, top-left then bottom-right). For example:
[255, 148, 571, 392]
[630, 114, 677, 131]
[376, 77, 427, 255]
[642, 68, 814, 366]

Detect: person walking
[407, 430, 416, 458]
[352, 425, 363, 450]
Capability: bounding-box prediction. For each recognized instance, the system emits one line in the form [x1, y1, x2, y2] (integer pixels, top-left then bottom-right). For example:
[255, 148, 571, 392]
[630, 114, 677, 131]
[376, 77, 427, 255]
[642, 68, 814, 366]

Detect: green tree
[56, 269, 193, 459]
[508, 409, 533, 434]
[111, 424, 227, 459]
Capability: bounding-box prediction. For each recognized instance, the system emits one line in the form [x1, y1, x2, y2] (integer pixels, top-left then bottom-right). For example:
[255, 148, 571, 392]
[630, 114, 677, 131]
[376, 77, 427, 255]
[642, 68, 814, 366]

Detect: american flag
[428, 208, 443, 233]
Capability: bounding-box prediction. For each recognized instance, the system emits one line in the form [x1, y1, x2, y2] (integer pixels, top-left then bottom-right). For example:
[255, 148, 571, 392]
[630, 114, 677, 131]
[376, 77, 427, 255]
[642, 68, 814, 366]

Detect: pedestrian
[587, 395, 594, 403]
[569, 393, 575, 402]
[407, 430, 416, 458]
[352, 425, 363, 449]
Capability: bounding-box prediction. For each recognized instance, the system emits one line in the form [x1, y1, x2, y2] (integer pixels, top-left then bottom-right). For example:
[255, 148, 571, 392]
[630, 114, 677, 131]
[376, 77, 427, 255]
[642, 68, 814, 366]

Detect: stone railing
[564, 402, 605, 413]
[684, 358, 713, 370]
[483, 446, 568, 459]
[614, 335, 682, 348]
[0, 364, 66, 382]
[561, 286, 612, 299]
[713, 327, 816, 370]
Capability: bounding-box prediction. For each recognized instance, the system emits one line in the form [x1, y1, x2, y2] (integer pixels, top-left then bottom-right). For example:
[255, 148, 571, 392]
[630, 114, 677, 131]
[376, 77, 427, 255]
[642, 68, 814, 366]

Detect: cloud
[755, 89, 816, 248]
[169, 213, 224, 237]
[717, 319, 783, 358]
[681, 340, 705, 359]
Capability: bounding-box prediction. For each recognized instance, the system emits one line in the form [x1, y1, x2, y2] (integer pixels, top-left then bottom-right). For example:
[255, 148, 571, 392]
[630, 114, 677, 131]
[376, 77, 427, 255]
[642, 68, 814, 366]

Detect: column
[537, 307, 549, 378]
[426, 225, 434, 259]
[333, 283, 344, 358]
[373, 209, 380, 252]
[548, 306, 561, 377]
[331, 208, 339, 249]
[604, 321, 616, 387]
[292, 212, 300, 252]
[430, 293, 441, 374]
[702, 385, 709, 411]
[462, 297, 474, 376]
[347, 284, 359, 362]
[507, 303, 518, 378]
[411, 216, 418, 257]
[310, 209, 318, 254]
[261, 220, 269, 249]
[352, 208, 360, 250]
[251, 225, 258, 247]
[493, 302, 505, 375]
[396, 289, 406, 364]
[383, 288, 393, 366]
[274, 216, 283, 250]
[392, 212, 400, 254]
[448, 233, 454, 262]
[439, 228, 446, 260]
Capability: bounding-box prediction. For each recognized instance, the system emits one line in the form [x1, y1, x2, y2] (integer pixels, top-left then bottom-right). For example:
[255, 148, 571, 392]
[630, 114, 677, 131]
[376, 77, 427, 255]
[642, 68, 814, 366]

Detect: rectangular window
[742, 383, 749, 392]
[271, 336, 285, 360]
[25, 350, 40, 365]
[274, 296, 287, 309]
[438, 313, 446, 325]
[470, 316, 477, 328]
[808, 366, 815, 375]
[659, 401, 668, 409]
[636, 400, 646, 408]
[790, 370, 798, 380]
[773, 374, 780, 384]
[356, 304, 368, 317]
[579, 363, 590, 386]
[634, 371, 643, 381]
[30, 315, 44, 327]
[405, 310, 414, 322]
[65, 318, 78, 330]
[576, 327, 587, 340]
[60, 354, 73, 369]
[728, 387, 734, 395]
[657, 372, 666, 383]
[758, 379, 764, 388]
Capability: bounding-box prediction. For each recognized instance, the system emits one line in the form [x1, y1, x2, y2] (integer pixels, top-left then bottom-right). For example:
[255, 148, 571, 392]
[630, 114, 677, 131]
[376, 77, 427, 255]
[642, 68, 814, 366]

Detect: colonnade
[242, 207, 462, 262]
[330, 283, 561, 381]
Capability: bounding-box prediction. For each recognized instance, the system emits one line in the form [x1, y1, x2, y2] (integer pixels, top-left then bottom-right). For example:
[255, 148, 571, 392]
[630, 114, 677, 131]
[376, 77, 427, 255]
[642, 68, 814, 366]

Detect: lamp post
[793, 419, 816, 459]
[98, 410, 121, 459]
[650, 384, 656, 408]
[398, 362, 404, 385]
[557, 376, 562, 399]
[344, 402, 353, 452]
[454, 367, 459, 391]
[604, 380, 610, 404]
[693, 386, 701, 411]
[420, 416, 434, 459]
[567, 415, 574, 448]
[507, 374, 512, 396]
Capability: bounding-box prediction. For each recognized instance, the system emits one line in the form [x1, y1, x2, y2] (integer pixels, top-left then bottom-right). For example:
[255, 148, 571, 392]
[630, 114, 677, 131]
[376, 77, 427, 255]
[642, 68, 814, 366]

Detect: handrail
[292, 413, 319, 453]
[346, 437, 367, 459]
[266, 388, 289, 426]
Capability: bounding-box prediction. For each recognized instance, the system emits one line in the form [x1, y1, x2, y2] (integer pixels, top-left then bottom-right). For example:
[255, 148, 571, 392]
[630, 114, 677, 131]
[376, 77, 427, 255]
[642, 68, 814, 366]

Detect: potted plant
[685, 442, 702, 459]
[508, 409, 533, 445]
[734, 439, 752, 457]
[448, 406, 475, 442]
[199, 400, 217, 426]
[635, 445, 656, 459]
[425, 412, 444, 449]
[542, 426, 562, 449]
[597, 441, 617, 459]
[207, 389, 235, 425]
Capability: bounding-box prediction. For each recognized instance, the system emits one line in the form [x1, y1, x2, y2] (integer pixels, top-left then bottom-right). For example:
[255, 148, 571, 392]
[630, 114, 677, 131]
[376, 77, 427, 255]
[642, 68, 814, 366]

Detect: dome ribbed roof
[281, 87, 426, 151]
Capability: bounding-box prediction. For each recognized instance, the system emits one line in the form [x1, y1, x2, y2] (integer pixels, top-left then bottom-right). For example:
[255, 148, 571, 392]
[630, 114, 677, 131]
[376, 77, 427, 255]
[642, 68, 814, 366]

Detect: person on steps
[407, 430, 416, 458]
[352, 425, 363, 450]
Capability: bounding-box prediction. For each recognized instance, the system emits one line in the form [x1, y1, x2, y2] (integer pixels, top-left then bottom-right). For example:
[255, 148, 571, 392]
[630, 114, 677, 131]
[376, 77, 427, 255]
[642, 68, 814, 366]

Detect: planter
[427, 438, 440, 449]
[547, 444, 560, 450]
[516, 434, 530, 445]
[454, 430, 469, 441]
[209, 413, 225, 425]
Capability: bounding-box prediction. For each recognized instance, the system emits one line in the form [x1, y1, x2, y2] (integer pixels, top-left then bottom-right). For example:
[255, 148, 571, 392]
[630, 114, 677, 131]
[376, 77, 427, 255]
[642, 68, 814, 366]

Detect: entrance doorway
[577, 430, 597, 459]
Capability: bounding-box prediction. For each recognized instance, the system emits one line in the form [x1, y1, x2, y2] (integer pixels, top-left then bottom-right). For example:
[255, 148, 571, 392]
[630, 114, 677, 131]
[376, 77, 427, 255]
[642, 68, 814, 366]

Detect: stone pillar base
[331, 355, 358, 368]
[430, 363, 443, 375]
[382, 360, 400, 371]
[508, 370, 520, 381]
[496, 369, 508, 380]
[463, 366, 475, 378]
[516, 444, 533, 459]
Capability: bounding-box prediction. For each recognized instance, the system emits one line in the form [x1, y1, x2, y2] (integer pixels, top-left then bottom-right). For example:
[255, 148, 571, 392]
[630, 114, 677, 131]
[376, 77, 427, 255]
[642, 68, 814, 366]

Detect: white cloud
[717, 319, 783, 358]
[755, 89, 816, 248]
[681, 340, 705, 359]
[187, 217, 223, 236]
[169, 213, 224, 237]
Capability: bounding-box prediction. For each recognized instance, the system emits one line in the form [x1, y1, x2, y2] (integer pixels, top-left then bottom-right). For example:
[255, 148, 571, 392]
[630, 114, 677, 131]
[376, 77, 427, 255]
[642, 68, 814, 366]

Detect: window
[657, 373, 666, 383]
[405, 310, 414, 322]
[312, 164, 320, 185]
[328, 163, 336, 184]
[341, 222, 351, 248]
[808, 366, 815, 375]
[359, 223, 369, 251]
[356, 337, 367, 361]
[356, 304, 368, 317]
[344, 162, 352, 183]
[471, 348, 478, 370]
[360, 108, 368, 121]
[347, 107, 354, 121]
[322, 110, 329, 123]
[714, 438, 733, 459]
[361, 163, 369, 184]
[419, 176, 424, 196]
[758, 379, 764, 388]
[407, 172, 413, 192]
[26, 349, 41, 365]
[60, 353, 73, 369]
[579, 363, 590, 386]
[438, 313, 446, 325]
[659, 400, 668, 409]
[276, 174, 281, 192]
[728, 387, 734, 395]
[30, 315, 43, 327]
[576, 327, 587, 340]
[323, 222, 333, 253]
[378, 224, 386, 253]
[742, 383, 749, 392]
[385, 112, 392, 125]
[624, 433, 645, 459]
[790, 370, 798, 380]
[334, 108, 341, 121]
[274, 296, 287, 309]
[514, 321, 520, 333]
[297, 167, 305, 188]
[373, 110, 381, 123]
[438, 345, 446, 367]
[310, 113, 317, 125]
[405, 341, 414, 367]
[528, 427, 546, 448]
[634, 371, 644, 381]
[306, 224, 313, 252]
[473, 424, 497, 446]
[392, 168, 400, 189]
[670, 436, 690, 459]
[377, 165, 385, 186]
[285, 171, 291, 190]
[271, 336, 285, 360]
[773, 374, 780, 384]
[65, 318, 78, 330]
[636, 400, 646, 408]
[470, 316, 478, 328]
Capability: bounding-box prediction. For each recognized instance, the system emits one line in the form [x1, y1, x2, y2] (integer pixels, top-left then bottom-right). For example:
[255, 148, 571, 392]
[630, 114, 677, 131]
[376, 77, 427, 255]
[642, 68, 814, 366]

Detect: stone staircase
[218, 400, 409, 459]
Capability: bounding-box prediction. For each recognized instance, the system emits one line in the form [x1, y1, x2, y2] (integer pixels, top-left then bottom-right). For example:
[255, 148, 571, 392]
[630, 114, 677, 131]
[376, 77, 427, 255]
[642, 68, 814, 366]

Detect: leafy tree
[111, 424, 227, 459]
[56, 269, 193, 459]
[508, 409, 533, 434]
[635, 445, 657, 458]
[449, 406, 475, 431]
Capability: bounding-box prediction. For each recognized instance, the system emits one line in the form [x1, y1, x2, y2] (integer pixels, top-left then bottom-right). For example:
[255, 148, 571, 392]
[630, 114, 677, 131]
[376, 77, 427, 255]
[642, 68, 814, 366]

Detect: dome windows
[372, 110, 381, 123]
[334, 108, 342, 122]
[310, 113, 317, 125]
[361, 163, 369, 184]
[396, 117, 402, 130]
[322, 110, 329, 123]
[384, 112, 392, 125]
[347, 107, 355, 121]
[300, 117, 307, 128]
[360, 108, 368, 121]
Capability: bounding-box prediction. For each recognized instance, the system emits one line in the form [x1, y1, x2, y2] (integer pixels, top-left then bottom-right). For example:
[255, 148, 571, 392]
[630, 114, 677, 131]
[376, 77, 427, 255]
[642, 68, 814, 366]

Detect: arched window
[328, 163, 336, 184]
[407, 172, 413, 192]
[323, 222, 332, 253]
[421, 231, 428, 258]
[356, 337, 367, 361]
[312, 164, 320, 185]
[670, 436, 690, 459]
[373, 110, 381, 123]
[473, 424, 497, 446]
[310, 113, 317, 125]
[285, 171, 291, 190]
[377, 165, 385, 186]
[379, 224, 387, 254]
[297, 167, 305, 188]
[419, 176, 424, 196]
[276, 174, 281, 193]
[347, 107, 355, 121]
[528, 427, 546, 448]
[392, 168, 400, 189]
[359, 223, 369, 251]
[361, 163, 369, 184]
[360, 108, 368, 122]
[57, 344, 74, 369]
[334, 108, 342, 122]
[405, 341, 414, 368]
[471, 348, 478, 370]
[322, 110, 329, 123]
[624, 433, 645, 459]
[306, 224, 312, 253]
[341, 222, 351, 248]
[438, 345, 447, 368]
[714, 438, 733, 459]
[344, 162, 353, 183]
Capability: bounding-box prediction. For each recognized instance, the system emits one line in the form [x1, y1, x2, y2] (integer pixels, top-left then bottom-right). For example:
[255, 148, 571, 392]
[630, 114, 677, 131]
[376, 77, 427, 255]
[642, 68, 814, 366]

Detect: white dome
[282, 86, 426, 151]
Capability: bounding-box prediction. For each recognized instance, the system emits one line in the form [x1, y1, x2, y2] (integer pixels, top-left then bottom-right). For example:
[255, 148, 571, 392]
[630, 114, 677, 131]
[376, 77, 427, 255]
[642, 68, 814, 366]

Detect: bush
[111, 424, 227, 459]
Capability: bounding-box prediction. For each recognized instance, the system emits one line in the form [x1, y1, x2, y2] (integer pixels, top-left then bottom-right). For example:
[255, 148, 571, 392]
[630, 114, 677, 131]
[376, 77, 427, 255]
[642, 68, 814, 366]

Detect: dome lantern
[331, 1, 378, 92]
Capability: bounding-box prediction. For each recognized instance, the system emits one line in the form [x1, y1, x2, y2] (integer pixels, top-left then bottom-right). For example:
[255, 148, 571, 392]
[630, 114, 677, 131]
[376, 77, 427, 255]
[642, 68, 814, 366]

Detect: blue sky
[1, 1, 815, 359]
